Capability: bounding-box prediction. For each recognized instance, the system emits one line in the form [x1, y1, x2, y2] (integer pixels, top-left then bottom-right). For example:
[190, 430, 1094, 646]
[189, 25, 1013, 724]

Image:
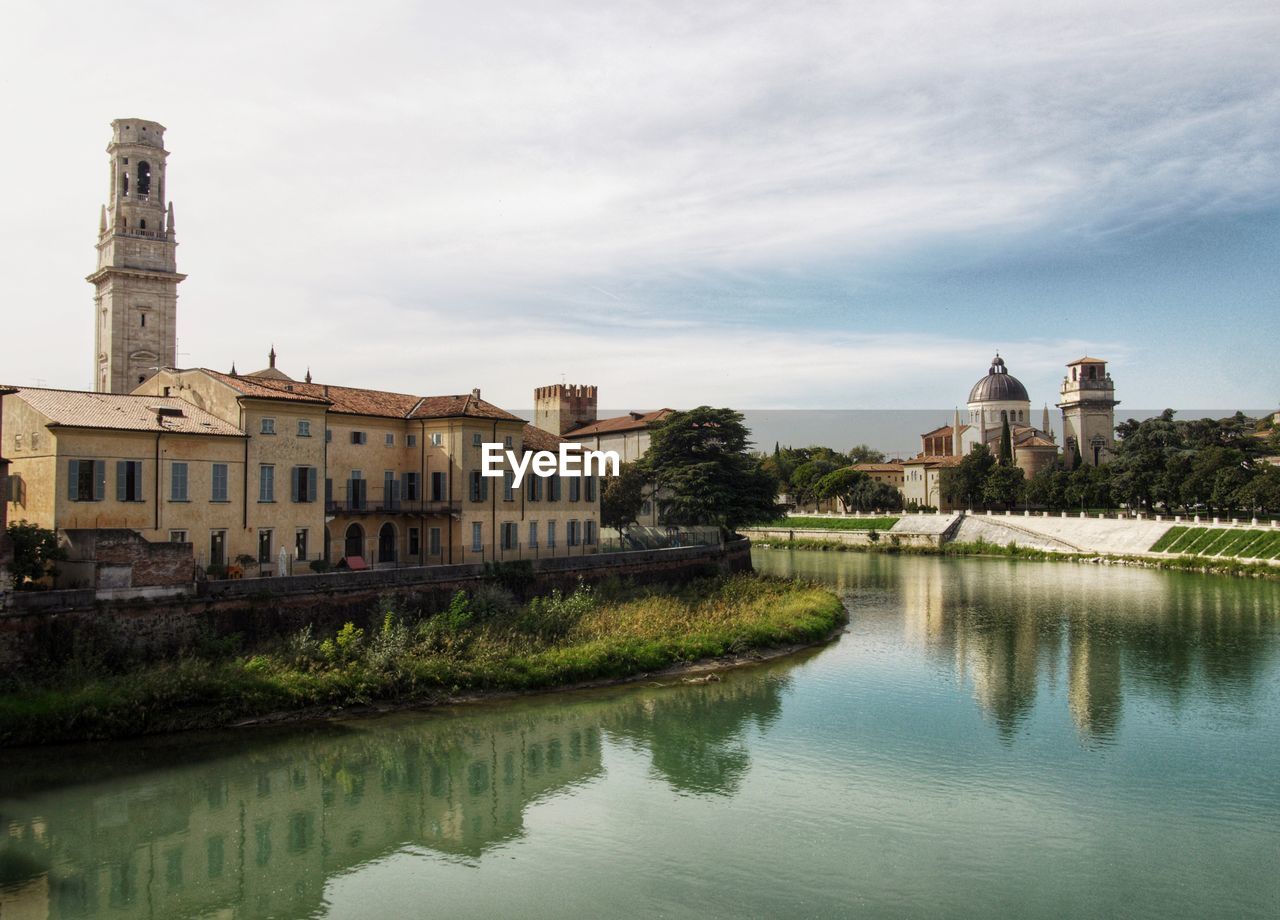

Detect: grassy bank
[0, 575, 845, 746]
[763, 517, 899, 531]
[754, 537, 1280, 580]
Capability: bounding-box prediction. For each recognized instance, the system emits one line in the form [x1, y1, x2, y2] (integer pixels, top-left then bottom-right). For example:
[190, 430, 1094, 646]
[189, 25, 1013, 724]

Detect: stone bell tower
[1058, 356, 1119, 468]
[88, 118, 186, 393]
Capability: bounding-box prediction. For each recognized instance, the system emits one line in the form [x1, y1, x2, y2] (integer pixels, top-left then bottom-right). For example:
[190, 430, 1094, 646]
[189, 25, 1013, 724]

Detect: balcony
[325, 482, 457, 517]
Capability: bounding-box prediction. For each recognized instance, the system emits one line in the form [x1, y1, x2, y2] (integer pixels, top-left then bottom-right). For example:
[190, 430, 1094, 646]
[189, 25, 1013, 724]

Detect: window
[504, 435, 513, 448]
[548, 475, 562, 501]
[408, 527, 420, 557]
[170, 530, 187, 544]
[351, 431, 367, 445]
[404, 472, 420, 501]
[211, 463, 229, 502]
[260, 418, 276, 435]
[385, 433, 395, 446]
[325, 429, 333, 443]
[471, 522, 483, 552]
[210, 530, 227, 567]
[297, 420, 311, 437]
[291, 466, 317, 503]
[585, 520, 597, 545]
[258, 529, 273, 564]
[430, 432, 443, 447]
[139, 312, 146, 328]
[503, 471, 514, 501]
[13, 434, 20, 450]
[429, 527, 441, 556]
[546, 520, 557, 548]
[171, 461, 189, 501]
[527, 476, 542, 501]
[528, 521, 538, 548]
[67, 459, 105, 502]
[569, 478, 581, 502]
[501, 522, 518, 550]
[568, 520, 580, 546]
[469, 470, 487, 502]
[585, 476, 597, 502]
[325, 477, 333, 506]
[472, 432, 483, 448]
[407, 434, 417, 448]
[295, 529, 308, 561]
[116, 460, 144, 502]
[383, 471, 398, 508]
[348, 470, 366, 510]
[259, 464, 275, 502]
[431, 471, 446, 501]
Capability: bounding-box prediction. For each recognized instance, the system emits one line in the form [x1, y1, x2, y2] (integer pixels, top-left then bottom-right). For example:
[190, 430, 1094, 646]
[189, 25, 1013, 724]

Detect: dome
[968, 354, 1030, 403]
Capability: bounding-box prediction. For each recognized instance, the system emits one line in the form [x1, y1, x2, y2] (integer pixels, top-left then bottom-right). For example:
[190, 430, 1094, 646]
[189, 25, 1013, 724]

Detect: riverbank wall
[750, 511, 1280, 567]
[0, 540, 752, 672]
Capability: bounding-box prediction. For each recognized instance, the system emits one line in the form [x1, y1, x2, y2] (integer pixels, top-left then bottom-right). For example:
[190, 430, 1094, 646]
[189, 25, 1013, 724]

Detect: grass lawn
[769, 517, 900, 531]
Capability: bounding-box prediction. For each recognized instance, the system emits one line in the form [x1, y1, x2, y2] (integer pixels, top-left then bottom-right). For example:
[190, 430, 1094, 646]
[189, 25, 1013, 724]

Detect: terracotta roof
[902, 454, 965, 467]
[852, 463, 904, 472]
[201, 371, 522, 421]
[5, 387, 244, 436]
[409, 394, 523, 422]
[200, 369, 331, 404]
[565, 409, 673, 437]
[922, 423, 969, 438]
[1066, 356, 1107, 365]
[521, 424, 567, 452]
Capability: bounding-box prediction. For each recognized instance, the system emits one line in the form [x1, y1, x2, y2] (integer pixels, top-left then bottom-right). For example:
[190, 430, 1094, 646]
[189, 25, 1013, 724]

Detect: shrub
[309, 559, 331, 573]
[519, 582, 597, 641]
[319, 622, 365, 664]
[469, 582, 518, 619]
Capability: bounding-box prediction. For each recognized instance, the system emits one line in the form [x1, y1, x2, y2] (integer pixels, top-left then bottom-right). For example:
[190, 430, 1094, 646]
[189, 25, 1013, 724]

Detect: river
[1, 549, 1278, 919]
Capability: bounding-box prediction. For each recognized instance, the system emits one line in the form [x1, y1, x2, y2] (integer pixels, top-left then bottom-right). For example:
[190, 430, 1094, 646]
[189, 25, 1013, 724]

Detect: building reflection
[898, 558, 1275, 744]
[0, 670, 787, 919]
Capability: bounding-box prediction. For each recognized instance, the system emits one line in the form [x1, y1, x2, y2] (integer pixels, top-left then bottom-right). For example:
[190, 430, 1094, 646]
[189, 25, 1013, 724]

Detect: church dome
[968, 354, 1030, 403]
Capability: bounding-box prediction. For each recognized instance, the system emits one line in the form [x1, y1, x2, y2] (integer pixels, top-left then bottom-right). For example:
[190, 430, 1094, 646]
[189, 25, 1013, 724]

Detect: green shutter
[116, 461, 127, 501]
[67, 460, 79, 501]
[93, 460, 106, 501]
[307, 467, 318, 502]
[291, 466, 301, 503]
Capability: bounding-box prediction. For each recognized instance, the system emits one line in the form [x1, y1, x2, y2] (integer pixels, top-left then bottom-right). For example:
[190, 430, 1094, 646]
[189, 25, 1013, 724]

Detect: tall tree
[6, 521, 66, 589]
[640, 407, 780, 535]
[999, 415, 1013, 465]
[601, 463, 647, 538]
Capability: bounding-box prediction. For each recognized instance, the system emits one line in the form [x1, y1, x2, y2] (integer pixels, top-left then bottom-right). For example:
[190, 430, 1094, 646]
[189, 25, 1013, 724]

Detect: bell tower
[1058, 356, 1119, 468]
[88, 118, 186, 393]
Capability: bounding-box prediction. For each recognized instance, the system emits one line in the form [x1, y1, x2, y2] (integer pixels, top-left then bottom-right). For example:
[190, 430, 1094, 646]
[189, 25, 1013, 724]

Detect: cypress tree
[999, 415, 1014, 466]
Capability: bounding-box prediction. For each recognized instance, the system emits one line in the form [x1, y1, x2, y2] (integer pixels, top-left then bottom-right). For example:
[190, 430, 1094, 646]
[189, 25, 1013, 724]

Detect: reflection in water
[766, 549, 1278, 745]
[0, 674, 786, 919]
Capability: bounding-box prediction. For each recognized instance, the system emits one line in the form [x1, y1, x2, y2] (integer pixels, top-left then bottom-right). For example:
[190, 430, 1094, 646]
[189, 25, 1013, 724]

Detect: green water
[2, 549, 1278, 919]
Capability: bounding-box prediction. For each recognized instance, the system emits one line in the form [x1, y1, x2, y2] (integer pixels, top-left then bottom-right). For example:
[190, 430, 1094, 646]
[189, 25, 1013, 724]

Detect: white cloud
[0, 0, 1275, 404]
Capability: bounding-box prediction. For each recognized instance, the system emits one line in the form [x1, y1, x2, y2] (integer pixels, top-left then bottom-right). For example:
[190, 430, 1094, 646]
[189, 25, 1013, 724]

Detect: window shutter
[116, 461, 127, 501]
[94, 460, 106, 501]
[291, 466, 301, 503]
[307, 467, 318, 502]
[67, 460, 79, 500]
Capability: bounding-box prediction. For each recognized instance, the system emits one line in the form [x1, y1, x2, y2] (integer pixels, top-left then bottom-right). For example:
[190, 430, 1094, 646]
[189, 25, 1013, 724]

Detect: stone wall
[60, 529, 196, 589]
[0, 539, 751, 672]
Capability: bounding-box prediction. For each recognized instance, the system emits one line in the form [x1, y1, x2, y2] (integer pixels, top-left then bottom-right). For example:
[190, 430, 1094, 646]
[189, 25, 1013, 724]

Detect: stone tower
[88, 118, 186, 393]
[1058, 356, 1118, 468]
[534, 384, 598, 435]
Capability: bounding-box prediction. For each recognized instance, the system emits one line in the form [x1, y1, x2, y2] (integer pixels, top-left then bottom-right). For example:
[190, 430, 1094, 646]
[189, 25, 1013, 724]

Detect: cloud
[0, 0, 1275, 404]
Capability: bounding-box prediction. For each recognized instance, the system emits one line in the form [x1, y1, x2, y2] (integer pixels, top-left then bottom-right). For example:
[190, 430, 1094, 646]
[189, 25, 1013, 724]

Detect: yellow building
[2, 366, 601, 578]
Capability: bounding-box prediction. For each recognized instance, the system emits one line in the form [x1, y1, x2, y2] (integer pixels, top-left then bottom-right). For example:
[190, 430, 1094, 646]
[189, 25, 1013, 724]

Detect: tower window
[139, 219, 146, 230]
[140, 313, 146, 327]
[137, 161, 152, 197]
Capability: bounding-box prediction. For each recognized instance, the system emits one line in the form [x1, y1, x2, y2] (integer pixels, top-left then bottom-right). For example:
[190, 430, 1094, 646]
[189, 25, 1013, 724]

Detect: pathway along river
[1, 549, 1278, 919]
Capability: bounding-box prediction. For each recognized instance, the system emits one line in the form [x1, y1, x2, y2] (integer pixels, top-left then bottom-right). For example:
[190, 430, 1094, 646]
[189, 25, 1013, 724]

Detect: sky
[0, 0, 1276, 412]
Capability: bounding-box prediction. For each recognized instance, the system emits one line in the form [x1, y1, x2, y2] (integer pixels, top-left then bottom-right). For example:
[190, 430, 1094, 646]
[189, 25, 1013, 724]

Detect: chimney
[471, 388, 481, 400]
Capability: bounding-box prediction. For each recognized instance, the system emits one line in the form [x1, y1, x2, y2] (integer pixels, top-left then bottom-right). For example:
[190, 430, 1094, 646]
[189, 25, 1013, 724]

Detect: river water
[1, 549, 1278, 919]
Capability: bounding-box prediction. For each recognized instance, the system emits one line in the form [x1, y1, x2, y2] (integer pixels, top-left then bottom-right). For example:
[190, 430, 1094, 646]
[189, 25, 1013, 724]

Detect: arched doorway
[378, 523, 397, 563]
[344, 524, 364, 560]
